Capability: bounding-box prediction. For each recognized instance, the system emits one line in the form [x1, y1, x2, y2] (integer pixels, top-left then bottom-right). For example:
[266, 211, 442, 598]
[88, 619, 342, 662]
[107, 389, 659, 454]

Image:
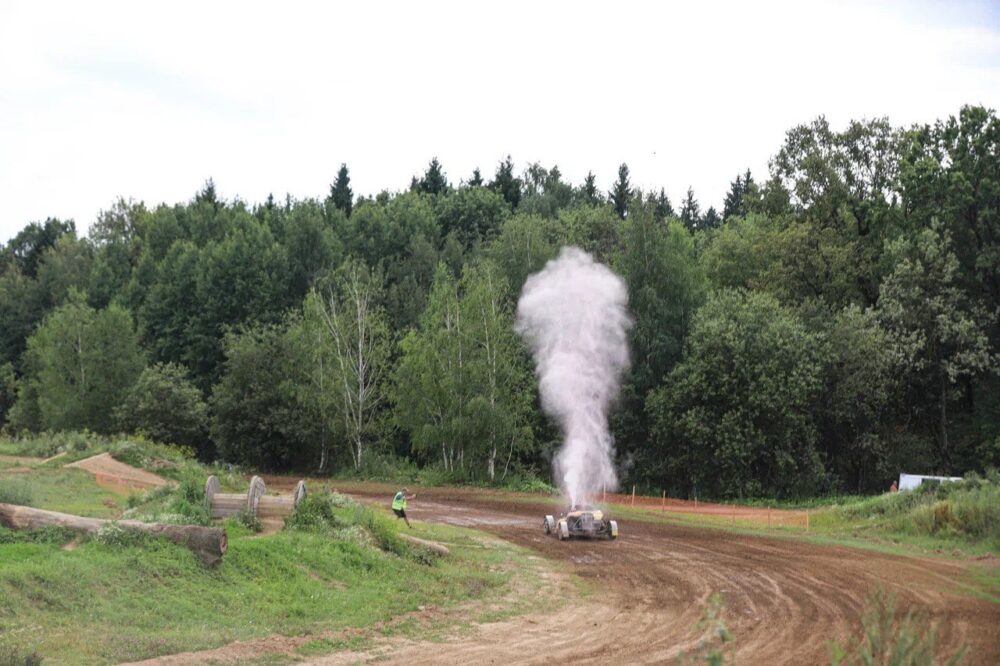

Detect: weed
[94, 523, 152, 548]
[0, 526, 75, 546]
[0, 643, 44, 666]
[829, 588, 965, 665]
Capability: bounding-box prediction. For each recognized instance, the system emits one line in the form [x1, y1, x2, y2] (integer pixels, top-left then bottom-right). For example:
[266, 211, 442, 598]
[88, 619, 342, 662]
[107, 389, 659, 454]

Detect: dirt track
[314, 486, 998, 666]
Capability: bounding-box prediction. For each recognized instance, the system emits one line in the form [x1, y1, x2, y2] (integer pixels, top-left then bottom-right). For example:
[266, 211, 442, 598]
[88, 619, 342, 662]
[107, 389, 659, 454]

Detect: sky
[1, 0, 998, 243]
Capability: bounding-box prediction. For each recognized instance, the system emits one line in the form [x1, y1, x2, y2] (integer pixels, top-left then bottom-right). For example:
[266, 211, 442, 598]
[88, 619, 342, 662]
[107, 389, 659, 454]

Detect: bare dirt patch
[65, 452, 169, 491]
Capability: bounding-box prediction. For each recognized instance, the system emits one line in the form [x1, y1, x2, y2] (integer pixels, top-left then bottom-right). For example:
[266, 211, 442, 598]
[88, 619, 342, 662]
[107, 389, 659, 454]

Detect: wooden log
[210, 494, 247, 518]
[399, 533, 450, 556]
[257, 496, 295, 519]
[0, 503, 227, 566]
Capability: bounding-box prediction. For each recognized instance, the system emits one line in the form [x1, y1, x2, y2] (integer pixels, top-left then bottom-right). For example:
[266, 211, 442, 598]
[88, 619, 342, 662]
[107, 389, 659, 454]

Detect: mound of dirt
[66, 452, 170, 490]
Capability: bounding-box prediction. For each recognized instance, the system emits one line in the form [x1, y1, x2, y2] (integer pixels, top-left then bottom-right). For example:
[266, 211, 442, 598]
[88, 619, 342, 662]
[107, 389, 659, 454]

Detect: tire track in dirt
[320, 487, 998, 665]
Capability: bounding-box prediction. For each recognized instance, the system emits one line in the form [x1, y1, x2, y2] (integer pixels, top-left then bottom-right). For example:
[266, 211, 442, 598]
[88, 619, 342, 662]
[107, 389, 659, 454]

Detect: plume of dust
[515, 247, 632, 508]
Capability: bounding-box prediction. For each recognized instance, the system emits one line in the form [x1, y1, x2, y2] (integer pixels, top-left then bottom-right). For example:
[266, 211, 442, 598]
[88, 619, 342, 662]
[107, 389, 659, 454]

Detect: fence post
[732, 504, 736, 526]
[768, 506, 772, 529]
[662, 490, 666, 510]
[805, 510, 810, 533]
[631, 485, 636, 507]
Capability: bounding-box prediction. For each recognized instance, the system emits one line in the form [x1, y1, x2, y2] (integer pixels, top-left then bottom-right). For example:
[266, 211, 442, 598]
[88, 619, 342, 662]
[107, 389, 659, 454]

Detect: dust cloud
[515, 247, 631, 507]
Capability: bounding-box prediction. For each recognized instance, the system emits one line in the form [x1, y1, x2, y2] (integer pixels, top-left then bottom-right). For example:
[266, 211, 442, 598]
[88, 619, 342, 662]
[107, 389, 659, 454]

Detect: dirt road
[313, 486, 998, 666]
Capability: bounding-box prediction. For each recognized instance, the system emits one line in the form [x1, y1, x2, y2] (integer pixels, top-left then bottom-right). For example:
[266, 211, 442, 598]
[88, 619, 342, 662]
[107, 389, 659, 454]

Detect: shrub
[0, 478, 33, 506]
[285, 493, 345, 532]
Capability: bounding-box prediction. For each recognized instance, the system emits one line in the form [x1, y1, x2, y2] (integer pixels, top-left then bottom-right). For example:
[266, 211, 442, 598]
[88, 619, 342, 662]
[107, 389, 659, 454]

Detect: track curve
[320, 486, 998, 665]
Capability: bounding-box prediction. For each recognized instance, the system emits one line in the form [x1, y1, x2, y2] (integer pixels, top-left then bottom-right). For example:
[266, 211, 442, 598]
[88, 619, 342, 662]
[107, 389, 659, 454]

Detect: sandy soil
[129, 482, 999, 666]
[65, 452, 169, 491]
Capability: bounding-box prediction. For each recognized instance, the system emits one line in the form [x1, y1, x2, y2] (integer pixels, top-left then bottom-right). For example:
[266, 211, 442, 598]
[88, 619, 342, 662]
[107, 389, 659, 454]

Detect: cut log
[399, 533, 450, 556]
[292, 480, 307, 507]
[210, 494, 247, 519]
[257, 496, 295, 519]
[0, 503, 228, 566]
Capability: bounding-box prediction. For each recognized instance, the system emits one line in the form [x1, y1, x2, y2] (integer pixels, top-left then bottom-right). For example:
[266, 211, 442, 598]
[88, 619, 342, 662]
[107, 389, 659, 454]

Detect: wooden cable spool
[205, 475, 264, 519]
[257, 480, 307, 520]
[205, 476, 306, 521]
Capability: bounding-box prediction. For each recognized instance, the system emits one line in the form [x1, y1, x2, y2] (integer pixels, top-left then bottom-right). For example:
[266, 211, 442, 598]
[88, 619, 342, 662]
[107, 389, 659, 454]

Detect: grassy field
[0, 436, 558, 665]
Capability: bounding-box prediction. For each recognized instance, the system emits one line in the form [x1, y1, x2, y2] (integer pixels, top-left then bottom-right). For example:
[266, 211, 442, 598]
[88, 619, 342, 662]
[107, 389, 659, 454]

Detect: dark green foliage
[435, 186, 510, 247]
[609, 163, 631, 219]
[580, 171, 601, 206]
[15, 294, 143, 434]
[649, 290, 826, 498]
[3, 217, 75, 278]
[679, 186, 701, 231]
[412, 157, 449, 196]
[328, 163, 354, 217]
[115, 363, 210, 453]
[489, 155, 522, 210]
[211, 324, 307, 470]
[653, 187, 674, 221]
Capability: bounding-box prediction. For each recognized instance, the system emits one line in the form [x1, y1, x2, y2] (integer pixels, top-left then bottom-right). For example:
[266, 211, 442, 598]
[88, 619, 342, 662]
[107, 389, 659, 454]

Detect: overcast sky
[1, 0, 998, 243]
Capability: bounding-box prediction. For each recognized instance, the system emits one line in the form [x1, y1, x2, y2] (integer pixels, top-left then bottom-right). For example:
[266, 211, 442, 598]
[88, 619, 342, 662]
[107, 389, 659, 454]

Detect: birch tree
[315, 261, 390, 470]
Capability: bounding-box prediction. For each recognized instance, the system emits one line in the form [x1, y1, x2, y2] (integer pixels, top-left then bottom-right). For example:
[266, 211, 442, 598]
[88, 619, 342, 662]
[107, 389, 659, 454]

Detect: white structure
[898, 473, 962, 491]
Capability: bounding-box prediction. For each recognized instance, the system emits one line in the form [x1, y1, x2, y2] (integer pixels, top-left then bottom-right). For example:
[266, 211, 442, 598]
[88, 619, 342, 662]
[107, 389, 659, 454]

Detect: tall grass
[0, 478, 34, 506]
[830, 588, 965, 665]
[835, 473, 999, 549]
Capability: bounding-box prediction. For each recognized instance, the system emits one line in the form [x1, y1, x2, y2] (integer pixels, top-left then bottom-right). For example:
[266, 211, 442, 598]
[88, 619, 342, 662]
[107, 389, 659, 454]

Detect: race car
[543, 505, 618, 540]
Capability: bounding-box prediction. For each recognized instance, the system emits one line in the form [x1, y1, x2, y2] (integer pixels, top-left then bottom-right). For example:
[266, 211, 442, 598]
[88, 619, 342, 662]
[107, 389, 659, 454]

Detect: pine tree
[703, 206, 721, 229]
[609, 163, 632, 219]
[489, 155, 522, 210]
[469, 167, 484, 187]
[414, 158, 449, 196]
[654, 187, 674, 221]
[328, 164, 353, 217]
[680, 187, 701, 231]
[581, 171, 601, 206]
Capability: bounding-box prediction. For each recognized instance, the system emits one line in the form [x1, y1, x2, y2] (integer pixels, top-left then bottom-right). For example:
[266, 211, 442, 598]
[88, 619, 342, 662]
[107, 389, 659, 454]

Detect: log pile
[0, 503, 227, 566]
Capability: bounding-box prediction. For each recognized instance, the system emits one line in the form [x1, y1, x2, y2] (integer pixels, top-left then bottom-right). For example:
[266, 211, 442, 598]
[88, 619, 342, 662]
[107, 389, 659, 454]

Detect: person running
[391, 487, 416, 528]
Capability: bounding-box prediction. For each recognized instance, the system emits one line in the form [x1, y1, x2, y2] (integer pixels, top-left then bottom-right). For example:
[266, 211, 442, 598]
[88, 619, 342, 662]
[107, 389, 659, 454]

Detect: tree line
[1, 105, 997, 498]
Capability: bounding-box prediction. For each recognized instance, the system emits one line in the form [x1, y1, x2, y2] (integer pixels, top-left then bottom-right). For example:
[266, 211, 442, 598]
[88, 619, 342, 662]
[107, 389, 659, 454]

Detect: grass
[0, 463, 555, 665]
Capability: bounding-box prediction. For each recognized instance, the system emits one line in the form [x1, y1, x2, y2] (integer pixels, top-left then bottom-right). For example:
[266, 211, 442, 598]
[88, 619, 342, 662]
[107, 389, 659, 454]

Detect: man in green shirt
[391, 488, 416, 528]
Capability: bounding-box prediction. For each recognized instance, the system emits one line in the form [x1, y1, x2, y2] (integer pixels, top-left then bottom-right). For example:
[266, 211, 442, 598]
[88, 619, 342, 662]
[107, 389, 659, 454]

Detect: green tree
[648, 289, 825, 498]
[394, 262, 534, 479]
[609, 163, 632, 219]
[211, 323, 307, 470]
[613, 207, 706, 477]
[653, 187, 674, 221]
[468, 167, 484, 187]
[413, 157, 450, 196]
[489, 155, 522, 210]
[435, 186, 510, 247]
[579, 171, 602, 206]
[879, 222, 994, 466]
[115, 363, 210, 453]
[18, 293, 144, 433]
[680, 187, 701, 231]
[328, 163, 354, 217]
[314, 261, 391, 470]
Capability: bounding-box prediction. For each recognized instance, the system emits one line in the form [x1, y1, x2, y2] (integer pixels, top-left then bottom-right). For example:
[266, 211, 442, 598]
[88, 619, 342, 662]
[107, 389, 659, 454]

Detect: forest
[1, 105, 997, 499]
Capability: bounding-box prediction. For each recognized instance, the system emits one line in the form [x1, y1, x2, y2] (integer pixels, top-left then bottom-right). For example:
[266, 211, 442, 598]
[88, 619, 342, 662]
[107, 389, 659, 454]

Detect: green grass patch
[0, 488, 554, 664]
[3, 468, 128, 518]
